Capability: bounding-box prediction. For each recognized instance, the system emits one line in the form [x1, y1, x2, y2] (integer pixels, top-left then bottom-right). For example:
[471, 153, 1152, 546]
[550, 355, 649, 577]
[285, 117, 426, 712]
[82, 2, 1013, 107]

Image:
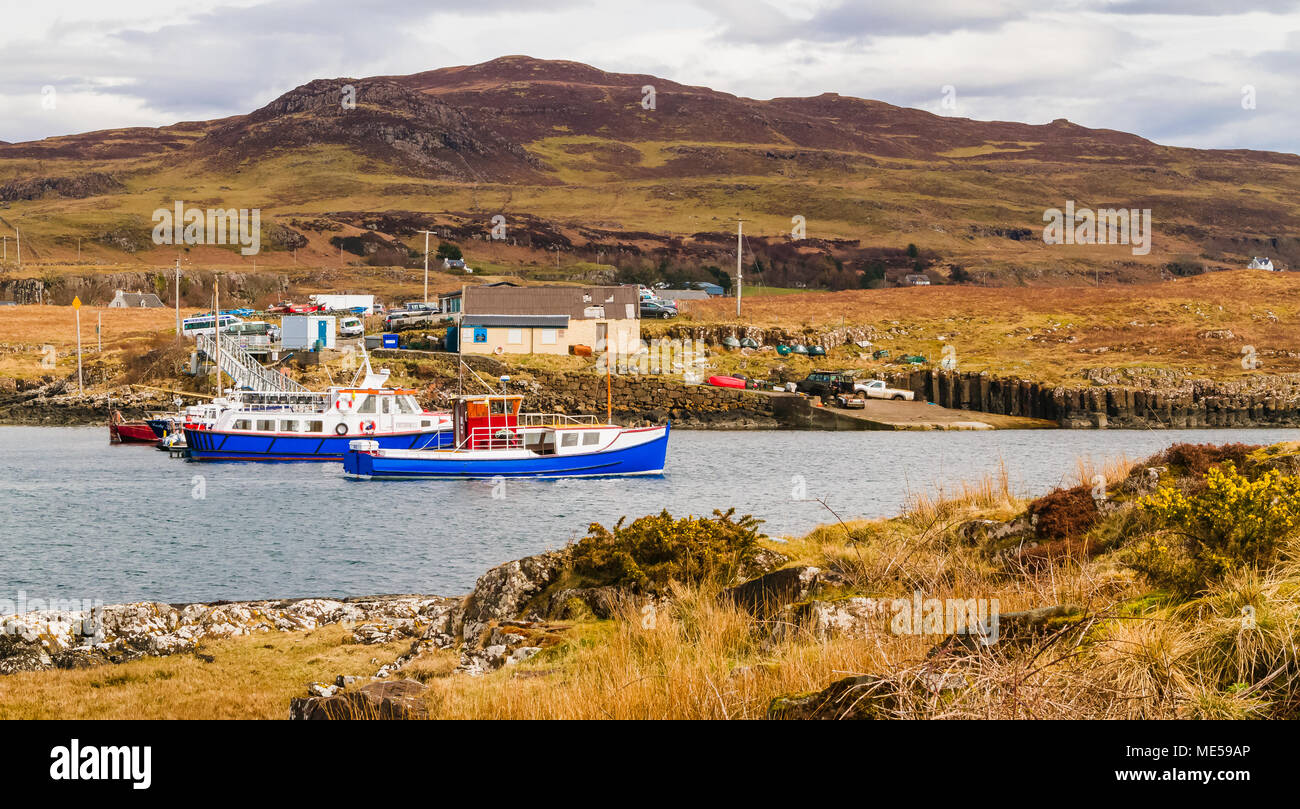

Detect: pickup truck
[384, 304, 440, 331]
[854, 379, 915, 401]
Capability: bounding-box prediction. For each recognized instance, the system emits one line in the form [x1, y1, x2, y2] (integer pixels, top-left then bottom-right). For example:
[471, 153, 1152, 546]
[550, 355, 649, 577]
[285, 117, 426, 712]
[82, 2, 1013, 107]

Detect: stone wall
[878, 368, 1300, 429]
[376, 350, 779, 429]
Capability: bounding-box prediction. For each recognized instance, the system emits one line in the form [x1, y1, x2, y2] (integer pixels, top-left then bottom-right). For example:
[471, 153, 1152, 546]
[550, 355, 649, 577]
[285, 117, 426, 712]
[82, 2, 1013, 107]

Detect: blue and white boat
[184, 366, 452, 461]
[342, 394, 668, 479]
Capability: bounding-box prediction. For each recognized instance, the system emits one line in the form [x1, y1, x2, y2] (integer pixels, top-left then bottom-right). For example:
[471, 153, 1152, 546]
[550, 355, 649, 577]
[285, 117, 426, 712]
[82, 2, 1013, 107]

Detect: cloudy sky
[2, 0, 1297, 153]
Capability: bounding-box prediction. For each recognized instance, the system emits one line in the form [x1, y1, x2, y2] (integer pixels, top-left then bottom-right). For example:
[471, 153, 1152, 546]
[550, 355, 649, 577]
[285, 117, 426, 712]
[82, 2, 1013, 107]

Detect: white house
[1248, 257, 1276, 271]
[108, 289, 164, 308]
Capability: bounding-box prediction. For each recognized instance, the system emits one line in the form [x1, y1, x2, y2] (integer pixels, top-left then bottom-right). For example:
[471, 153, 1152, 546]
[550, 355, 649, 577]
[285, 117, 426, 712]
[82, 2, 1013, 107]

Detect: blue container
[382, 333, 399, 349]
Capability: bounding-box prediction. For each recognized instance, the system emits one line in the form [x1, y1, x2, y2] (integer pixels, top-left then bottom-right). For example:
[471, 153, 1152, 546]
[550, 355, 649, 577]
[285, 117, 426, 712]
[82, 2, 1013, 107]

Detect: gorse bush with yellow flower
[1135, 463, 1300, 594]
[571, 508, 765, 593]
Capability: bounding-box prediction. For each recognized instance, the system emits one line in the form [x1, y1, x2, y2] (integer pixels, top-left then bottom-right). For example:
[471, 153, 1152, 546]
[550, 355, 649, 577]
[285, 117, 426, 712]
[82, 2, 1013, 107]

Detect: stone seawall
[376, 350, 780, 429]
[877, 368, 1300, 429]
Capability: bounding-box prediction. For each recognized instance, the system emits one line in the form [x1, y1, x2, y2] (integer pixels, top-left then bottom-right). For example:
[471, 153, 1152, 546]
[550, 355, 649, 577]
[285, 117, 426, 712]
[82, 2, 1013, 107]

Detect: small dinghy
[707, 375, 747, 389]
[343, 394, 668, 479]
[109, 410, 160, 444]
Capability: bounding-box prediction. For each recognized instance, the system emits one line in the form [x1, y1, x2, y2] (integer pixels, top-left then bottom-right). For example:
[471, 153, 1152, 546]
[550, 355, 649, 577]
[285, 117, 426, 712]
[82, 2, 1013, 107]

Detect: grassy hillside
[1, 57, 1297, 288]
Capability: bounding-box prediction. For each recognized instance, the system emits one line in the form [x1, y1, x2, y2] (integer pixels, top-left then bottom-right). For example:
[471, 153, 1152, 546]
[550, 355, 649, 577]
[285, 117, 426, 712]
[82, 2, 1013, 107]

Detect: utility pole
[73, 297, 83, 394]
[736, 219, 745, 318]
[418, 229, 435, 304]
[15, 227, 20, 269]
[77, 237, 81, 261]
[174, 258, 181, 335]
[97, 311, 102, 353]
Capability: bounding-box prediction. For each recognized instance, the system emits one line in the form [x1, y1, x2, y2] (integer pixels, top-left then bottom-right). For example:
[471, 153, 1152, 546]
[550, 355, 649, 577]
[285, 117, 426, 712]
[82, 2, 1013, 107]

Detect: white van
[339, 317, 364, 338]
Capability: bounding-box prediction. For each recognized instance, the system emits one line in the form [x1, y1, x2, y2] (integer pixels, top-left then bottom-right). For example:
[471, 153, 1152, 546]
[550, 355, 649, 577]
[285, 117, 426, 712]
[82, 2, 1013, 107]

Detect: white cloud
[0, 0, 1295, 153]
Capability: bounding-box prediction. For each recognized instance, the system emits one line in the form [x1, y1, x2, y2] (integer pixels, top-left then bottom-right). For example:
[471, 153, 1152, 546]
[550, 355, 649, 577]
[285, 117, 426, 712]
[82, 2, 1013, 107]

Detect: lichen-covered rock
[0, 594, 459, 675]
[777, 597, 889, 640]
[769, 671, 964, 720]
[290, 678, 429, 720]
[724, 566, 849, 617]
[459, 549, 572, 644]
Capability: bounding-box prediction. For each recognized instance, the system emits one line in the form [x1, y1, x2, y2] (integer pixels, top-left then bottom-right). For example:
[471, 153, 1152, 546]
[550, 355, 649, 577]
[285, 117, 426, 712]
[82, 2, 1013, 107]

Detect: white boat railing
[464, 426, 529, 450]
[517, 412, 604, 426]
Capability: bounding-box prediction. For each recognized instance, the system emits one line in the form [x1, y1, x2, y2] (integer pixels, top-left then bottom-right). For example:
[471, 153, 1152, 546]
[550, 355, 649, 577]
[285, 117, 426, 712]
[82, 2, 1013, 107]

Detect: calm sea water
[3, 425, 1298, 605]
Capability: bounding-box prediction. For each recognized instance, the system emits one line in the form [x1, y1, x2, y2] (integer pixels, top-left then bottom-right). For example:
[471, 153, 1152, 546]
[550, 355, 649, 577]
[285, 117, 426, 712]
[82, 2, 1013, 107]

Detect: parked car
[854, 379, 915, 401]
[834, 393, 867, 409]
[640, 300, 678, 319]
[339, 317, 364, 338]
[795, 371, 858, 399]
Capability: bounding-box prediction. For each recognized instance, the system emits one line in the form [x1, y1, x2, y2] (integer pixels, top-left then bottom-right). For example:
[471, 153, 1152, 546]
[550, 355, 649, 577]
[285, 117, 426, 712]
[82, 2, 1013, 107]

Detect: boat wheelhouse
[183, 366, 452, 461]
[343, 394, 669, 478]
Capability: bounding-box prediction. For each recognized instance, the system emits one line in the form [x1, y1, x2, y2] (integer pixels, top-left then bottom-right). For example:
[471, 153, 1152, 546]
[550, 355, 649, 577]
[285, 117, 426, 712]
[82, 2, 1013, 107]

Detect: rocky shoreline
[8, 365, 1300, 430]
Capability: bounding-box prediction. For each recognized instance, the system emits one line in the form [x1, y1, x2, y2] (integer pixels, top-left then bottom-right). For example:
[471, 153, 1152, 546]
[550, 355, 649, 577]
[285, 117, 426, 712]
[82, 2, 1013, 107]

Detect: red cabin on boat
[454, 395, 524, 449]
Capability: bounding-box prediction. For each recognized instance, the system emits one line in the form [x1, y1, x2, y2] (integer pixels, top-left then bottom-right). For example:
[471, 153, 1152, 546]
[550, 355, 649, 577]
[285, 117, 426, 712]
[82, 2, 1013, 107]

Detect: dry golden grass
[0, 625, 409, 720]
[664, 269, 1300, 383]
[0, 305, 205, 381]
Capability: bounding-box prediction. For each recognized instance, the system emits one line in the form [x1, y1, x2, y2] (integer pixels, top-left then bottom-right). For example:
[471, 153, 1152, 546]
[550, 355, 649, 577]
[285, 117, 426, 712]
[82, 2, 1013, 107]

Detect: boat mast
[213, 277, 222, 398]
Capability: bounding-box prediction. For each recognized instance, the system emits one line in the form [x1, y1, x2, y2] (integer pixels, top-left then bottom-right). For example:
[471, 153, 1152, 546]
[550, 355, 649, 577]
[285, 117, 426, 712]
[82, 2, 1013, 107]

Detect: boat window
[582, 432, 601, 446]
[490, 399, 510, 415]
[306, 421, 323, 433]
[398, 397, 418, 414]
[561, 432, 578, 448]
[356, 395, 375, 414]
[234, 419, 251, 430]
[257, 420, 275, 431]
[421, 420, 431, 428]
[280, 420, 298, 432]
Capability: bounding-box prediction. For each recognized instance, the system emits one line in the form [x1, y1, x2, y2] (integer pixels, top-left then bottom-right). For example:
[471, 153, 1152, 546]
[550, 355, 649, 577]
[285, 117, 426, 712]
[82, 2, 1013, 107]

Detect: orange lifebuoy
[362, 421, 376, 434]
[493, 345, 505, 355]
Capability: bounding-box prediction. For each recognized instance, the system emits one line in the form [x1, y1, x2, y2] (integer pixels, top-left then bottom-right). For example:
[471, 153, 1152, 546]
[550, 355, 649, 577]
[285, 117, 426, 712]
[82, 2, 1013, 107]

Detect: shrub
[1135, 463, 1300, 595]
[1147, 443, 1260, 481]
[1028, 485, 1100, 541]
[571, 509, 765, 593]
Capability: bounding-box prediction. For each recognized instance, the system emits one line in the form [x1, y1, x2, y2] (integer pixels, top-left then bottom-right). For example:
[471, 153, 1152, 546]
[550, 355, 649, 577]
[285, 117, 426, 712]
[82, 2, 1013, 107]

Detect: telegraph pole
[419, 229, 434, 304]
[736, 219, 745, 318]
[174, 258, 181, 335]
[73, 296, 83, 394]
[15, 227, 20, 269]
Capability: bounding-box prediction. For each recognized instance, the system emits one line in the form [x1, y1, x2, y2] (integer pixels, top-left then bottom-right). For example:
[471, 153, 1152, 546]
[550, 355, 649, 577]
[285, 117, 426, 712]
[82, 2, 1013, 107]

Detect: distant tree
[906, 243, 919, 259]
[860, 260, 886, 288]
[948, 265, 973, 284]
[704, 265, 733, 294]
[435, 242, 462, 261]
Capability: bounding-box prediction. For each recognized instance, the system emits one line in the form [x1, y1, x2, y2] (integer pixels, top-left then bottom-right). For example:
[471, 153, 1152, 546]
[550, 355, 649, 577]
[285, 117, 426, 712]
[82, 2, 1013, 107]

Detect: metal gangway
[196, 333, 308, 393]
